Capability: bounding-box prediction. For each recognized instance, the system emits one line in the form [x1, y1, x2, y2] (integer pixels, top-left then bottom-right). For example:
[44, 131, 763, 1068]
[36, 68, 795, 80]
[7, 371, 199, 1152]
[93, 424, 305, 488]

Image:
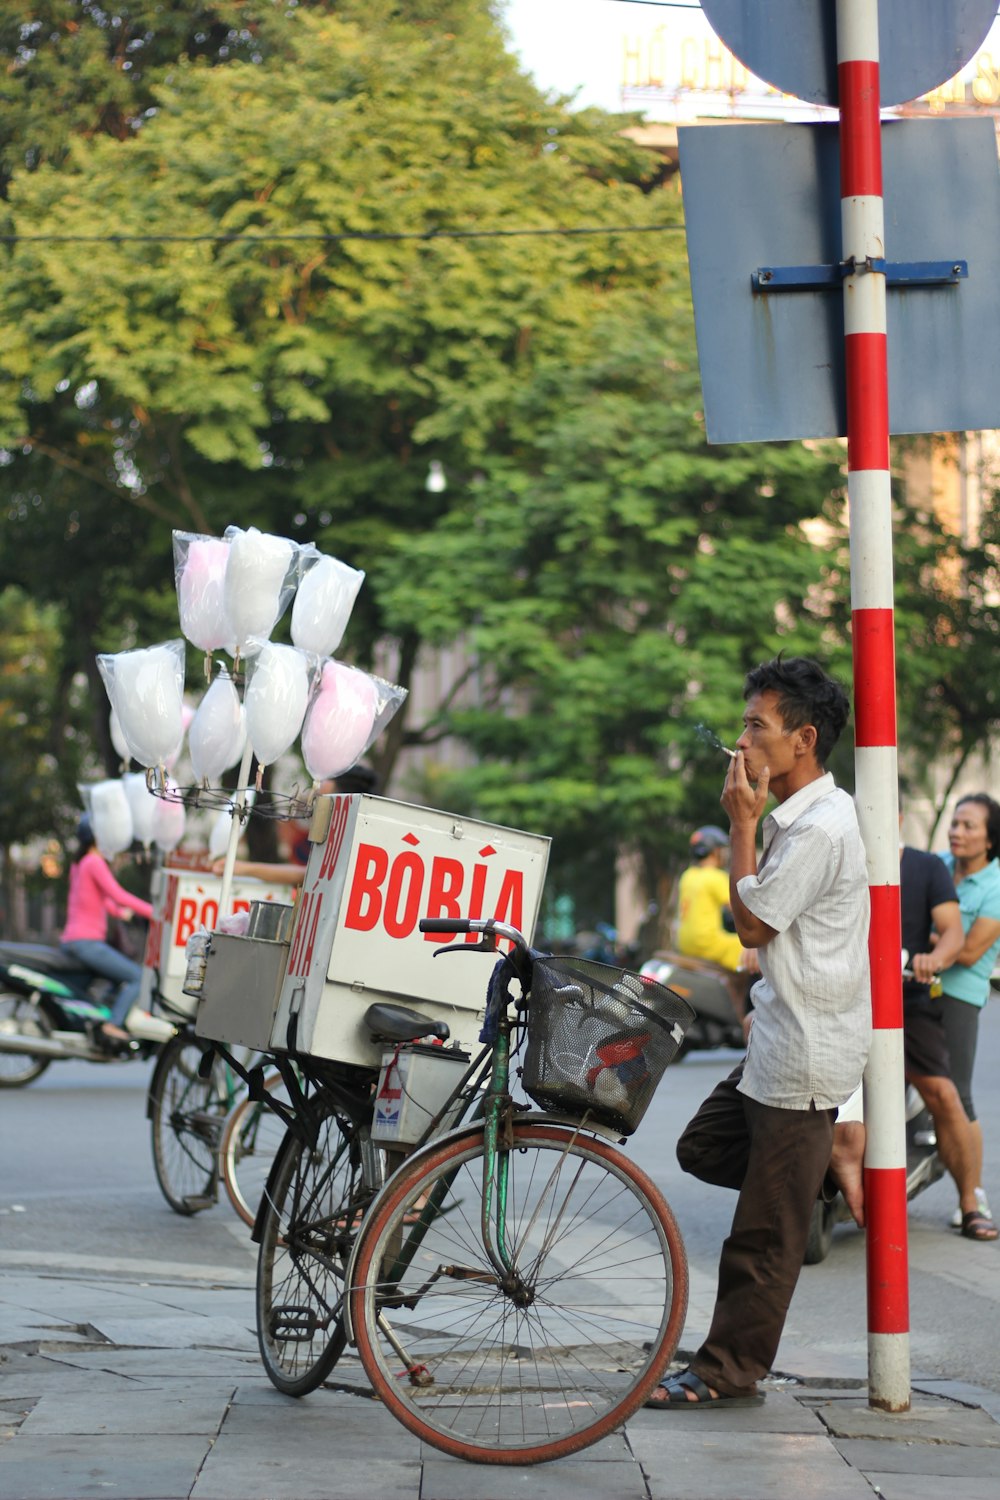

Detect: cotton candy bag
[173, 532, 232, 657]
[188, 669, 246, 783]
[87, 779, 134, 857]
[243, 641, 316, 769]
[291, 550, 365, 657]
[123, 771, 158, 850]
[301, 660, 406, 782]
[97, 640, 186, 771]
[222, 526, 299, 654]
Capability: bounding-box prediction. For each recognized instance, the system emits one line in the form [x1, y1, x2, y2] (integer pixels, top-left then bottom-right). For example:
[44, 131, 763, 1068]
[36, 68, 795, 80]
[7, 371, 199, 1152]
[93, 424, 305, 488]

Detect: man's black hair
[955, 792, 1000, 862]
[743, 655, 850, 768]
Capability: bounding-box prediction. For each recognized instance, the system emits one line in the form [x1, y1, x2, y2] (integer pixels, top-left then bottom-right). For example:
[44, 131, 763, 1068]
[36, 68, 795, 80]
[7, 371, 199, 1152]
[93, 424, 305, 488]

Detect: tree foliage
[3, 1, 986, 936]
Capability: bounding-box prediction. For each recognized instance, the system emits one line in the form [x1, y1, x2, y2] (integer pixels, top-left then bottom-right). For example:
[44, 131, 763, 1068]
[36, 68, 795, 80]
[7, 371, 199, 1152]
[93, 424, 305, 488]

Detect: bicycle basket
[520, 958, 696, 1135]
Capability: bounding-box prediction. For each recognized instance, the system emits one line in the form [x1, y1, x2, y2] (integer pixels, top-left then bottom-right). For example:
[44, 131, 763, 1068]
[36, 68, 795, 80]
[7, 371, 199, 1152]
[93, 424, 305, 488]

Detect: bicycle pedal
[181, 1194, 216, 1213]
[271, 1304, 325, 1340]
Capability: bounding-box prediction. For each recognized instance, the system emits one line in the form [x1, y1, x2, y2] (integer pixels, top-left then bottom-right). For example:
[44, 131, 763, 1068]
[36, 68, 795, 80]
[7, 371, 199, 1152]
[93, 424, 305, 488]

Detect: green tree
[377, 280, 848, 933]
[0, 0, 670, 811]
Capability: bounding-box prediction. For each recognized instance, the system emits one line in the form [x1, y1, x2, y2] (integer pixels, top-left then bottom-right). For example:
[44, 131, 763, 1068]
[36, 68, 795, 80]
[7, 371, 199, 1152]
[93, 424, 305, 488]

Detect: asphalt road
[2, 1001, 999, 1392]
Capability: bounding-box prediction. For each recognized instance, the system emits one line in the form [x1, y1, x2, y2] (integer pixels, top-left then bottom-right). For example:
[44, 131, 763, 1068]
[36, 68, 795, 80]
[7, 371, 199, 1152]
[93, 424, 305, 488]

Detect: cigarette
[720, 745, 737, 759]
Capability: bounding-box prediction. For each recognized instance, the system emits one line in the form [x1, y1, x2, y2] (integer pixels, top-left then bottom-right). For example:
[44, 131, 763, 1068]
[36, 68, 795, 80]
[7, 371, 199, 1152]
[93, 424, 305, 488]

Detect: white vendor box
[268, 793, 550, 1067]
[140, 855, 289, 1021]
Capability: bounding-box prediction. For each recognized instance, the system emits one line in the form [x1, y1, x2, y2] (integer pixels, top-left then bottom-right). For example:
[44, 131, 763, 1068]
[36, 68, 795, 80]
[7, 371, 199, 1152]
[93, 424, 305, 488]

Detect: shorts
[902, 987, 952, 1081]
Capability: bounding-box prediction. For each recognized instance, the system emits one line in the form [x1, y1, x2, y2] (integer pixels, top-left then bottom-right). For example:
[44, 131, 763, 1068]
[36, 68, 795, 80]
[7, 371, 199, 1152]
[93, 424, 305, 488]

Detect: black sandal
[644, 1368, 764, 1409]
[960, 1210, 999, 1241]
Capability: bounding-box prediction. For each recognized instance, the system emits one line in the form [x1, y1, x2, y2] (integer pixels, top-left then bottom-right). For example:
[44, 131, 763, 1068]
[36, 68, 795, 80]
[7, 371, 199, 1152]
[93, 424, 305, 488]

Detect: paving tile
[88, 1315, 257, 1351]
[863, 1474, 1000, 1500]
[0, 1434, 211, 1500]
[421, 1456, 646, 1500]
[635, 1430, 875, 1500]
[20, 1386, 232, 1435]
[48, 1347, 261, 1378]
[191, 1444, 421, 1499]
[219, 1398, 419, 1455]
[814, 1398, 1000, 1446]
[834, 1436, 1000, 1476]
[630, 1387, 824, 1434]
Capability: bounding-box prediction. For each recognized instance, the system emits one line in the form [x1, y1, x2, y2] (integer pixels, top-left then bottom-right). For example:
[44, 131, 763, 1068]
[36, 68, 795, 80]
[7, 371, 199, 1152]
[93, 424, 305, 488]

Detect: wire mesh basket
[520, 957, 696, 1135]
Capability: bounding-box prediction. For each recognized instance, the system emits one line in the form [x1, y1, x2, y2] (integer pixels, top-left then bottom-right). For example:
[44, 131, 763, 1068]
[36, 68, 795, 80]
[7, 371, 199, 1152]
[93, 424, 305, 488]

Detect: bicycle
[147, 1024, 274, 1217]
[253, 916, 694, 1463]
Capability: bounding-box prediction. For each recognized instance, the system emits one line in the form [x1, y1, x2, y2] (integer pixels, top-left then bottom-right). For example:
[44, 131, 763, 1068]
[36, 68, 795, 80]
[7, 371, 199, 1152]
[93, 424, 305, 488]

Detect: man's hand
[910, 950, 939, 985]
[721, 750, 770, 829]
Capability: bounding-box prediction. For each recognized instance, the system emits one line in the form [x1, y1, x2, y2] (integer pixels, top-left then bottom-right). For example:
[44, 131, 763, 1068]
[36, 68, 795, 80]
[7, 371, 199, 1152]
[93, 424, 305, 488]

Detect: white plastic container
[371, 1044, 472, 1147]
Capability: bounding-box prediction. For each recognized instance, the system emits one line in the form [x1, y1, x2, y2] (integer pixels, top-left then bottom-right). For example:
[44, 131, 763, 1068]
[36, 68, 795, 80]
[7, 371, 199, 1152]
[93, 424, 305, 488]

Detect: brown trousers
[676, 1063, 835, 1396]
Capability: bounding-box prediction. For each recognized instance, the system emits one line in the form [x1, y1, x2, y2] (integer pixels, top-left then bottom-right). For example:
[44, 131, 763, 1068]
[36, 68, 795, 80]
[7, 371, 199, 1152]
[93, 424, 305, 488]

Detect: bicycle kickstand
[376, 1311, 434, 1388]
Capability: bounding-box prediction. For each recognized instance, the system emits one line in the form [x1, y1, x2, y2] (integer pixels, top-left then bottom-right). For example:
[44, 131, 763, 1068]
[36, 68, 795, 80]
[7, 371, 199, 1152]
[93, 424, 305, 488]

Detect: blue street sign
[678, 117, 1000, 444]
[701, 0, 997, 108]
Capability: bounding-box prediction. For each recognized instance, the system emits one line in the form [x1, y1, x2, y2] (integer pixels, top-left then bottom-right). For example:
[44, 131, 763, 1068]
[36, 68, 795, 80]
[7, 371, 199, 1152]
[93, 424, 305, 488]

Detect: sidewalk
[2, 1256, 999, 1500]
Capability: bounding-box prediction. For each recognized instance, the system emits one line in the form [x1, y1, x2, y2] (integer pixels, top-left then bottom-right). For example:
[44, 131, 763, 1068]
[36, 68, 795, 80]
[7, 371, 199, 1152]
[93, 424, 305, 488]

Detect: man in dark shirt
[833, 839, 976, 1229]
[898, 845, 980, 1218]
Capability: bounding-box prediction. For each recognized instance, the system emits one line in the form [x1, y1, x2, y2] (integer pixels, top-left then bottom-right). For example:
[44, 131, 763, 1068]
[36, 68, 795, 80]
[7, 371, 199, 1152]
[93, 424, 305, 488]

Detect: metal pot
[246, 901, 295, 943]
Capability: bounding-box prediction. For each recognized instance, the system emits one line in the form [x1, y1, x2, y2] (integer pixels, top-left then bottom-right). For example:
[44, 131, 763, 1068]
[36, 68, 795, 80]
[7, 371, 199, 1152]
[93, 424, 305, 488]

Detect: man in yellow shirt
[678, 826, 746, 970]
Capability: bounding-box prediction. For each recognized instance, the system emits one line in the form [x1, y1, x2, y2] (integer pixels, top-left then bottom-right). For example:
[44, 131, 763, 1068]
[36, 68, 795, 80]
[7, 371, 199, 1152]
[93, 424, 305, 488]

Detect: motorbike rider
[677, 825, 758, 1030]
[59, 814, 153, 1046]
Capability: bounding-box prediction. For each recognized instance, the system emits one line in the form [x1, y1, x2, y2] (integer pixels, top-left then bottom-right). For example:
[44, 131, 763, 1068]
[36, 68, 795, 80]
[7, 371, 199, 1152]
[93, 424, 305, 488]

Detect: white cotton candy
[153, 785, 186, 853]
[223, 527, 296, 651]
[177, 536, 232, 653]
[209, 807, 236, 860]
[189, 673, 246, 783]
[98, 641, 185, 769]
[109, 710, 130, 765]
[291, 554, 365, 657]
[123, 772, 158, 849]
[301, 661, 379, 781]
[244, 642, 311, 768]
[90, 779, 134, 857]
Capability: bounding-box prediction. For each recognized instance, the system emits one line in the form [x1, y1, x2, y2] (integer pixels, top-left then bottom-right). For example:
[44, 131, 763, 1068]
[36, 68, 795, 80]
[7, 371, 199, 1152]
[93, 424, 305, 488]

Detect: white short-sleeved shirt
[737, 773, 871, 1110]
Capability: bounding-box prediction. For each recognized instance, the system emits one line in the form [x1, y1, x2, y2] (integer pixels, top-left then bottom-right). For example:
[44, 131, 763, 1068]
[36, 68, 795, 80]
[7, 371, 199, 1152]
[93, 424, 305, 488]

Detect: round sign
[701, 0, 998, 108]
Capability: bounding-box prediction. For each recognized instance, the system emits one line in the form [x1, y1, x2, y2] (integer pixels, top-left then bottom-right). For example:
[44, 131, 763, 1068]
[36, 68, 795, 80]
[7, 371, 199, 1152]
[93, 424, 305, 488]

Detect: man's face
[735, 690, 801, 784]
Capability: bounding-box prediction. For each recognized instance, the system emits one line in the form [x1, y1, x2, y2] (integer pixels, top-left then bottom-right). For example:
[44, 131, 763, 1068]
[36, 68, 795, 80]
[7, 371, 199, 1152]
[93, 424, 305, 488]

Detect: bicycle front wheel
[220, 1072, 290, 1228]
[349, 1121, 688, 1465]
[148, 1032, 227, 1215]
[256, 1105, 371, 1397]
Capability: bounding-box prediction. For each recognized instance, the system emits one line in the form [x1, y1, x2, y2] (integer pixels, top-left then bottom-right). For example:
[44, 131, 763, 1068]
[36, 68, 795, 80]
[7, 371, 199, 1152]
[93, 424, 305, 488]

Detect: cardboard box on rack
[268, 794, 550, 1067]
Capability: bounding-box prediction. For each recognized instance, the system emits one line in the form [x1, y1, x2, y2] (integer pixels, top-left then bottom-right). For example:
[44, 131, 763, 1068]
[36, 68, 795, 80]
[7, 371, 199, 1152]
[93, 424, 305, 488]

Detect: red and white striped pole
[837, 0, 910, 1412]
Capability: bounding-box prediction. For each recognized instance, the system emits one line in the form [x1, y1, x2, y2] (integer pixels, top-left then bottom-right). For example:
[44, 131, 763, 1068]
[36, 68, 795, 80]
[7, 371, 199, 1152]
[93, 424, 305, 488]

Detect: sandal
[959, 1210, 999, 1241]
[644, 1368, 764, 1410]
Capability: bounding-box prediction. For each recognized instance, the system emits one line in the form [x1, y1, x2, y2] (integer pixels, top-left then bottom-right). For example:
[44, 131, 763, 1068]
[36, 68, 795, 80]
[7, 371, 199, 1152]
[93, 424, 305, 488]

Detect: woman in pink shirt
[60, 815, 154, 1044]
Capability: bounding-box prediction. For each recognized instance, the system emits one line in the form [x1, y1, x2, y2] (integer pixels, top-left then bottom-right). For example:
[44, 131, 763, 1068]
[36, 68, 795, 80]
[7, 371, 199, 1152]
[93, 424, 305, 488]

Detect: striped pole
[837, 0, 910, 1412]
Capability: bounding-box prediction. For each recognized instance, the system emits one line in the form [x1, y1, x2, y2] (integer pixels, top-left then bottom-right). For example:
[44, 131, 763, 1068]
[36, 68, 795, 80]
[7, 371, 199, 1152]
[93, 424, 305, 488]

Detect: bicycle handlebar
[418, 917, 529, 953]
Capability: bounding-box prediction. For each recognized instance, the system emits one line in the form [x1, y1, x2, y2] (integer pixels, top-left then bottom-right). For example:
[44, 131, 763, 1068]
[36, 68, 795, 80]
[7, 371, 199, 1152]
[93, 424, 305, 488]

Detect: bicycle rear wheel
[220, 1072, 290, 1228]
[349, 1121, 688, 1465]
[148, 1032, 227, 1215]
[256, 1104, 372, 1397]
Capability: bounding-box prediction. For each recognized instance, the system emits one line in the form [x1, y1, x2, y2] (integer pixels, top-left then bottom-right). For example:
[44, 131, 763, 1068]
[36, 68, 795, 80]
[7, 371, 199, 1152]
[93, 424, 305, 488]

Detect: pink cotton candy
[301, 661, 379, 781]
[178, 538, 231, 653]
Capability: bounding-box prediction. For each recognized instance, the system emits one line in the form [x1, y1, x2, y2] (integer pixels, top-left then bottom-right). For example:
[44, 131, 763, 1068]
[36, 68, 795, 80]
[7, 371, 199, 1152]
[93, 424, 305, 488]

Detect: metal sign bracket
[752, 258, 967, 292]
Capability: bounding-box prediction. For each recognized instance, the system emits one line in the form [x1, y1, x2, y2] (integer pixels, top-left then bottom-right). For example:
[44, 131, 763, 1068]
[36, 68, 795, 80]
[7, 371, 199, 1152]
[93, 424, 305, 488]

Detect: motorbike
[0, 938, 175, 1088]
[639, 949, 749, 1053]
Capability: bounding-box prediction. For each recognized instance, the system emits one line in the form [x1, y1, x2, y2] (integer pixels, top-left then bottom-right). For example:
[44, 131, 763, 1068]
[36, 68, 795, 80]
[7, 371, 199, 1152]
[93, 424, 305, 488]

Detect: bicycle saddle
[363, 1002, 450, 1045]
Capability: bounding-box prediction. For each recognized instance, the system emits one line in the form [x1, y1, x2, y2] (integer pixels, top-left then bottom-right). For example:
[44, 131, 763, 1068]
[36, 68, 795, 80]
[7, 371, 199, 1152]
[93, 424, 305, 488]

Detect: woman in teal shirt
[939, 793, 1000, 1241]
